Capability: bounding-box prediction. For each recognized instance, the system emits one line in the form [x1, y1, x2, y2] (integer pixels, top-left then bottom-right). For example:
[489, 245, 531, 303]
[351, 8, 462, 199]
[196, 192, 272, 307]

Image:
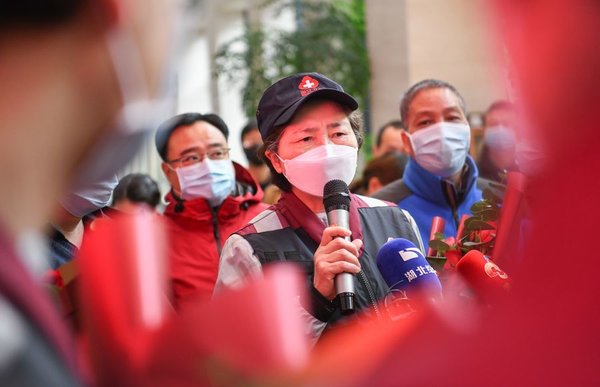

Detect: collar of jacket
[275, 191, 365, 255]
[163, 161, 263, 222]
[403, 155, 479, 206]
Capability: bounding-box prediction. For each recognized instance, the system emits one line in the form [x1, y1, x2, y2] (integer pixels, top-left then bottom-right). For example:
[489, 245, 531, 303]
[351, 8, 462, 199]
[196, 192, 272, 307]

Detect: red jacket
[163, 162, 268, 308]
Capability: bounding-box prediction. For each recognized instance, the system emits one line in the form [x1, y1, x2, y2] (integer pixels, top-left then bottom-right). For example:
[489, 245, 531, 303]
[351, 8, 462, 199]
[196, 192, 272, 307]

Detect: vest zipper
[211, 207, 222, 255]
[357, 270, 381, 318]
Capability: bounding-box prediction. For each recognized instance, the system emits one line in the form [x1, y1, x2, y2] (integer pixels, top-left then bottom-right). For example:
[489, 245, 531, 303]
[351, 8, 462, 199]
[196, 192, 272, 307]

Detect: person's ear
[265, 150, 284, 174]
[367, 177, 384, 196]
[401, 131, 415, 157]
[162, 161, 183, 195]
[161, 162, 176, 185]
[161, 162, 171, 178]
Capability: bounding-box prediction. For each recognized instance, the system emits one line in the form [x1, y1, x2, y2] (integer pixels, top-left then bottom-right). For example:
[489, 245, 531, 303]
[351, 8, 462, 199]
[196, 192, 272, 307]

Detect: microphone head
[456, 250, 510, 303]
[376, 238, 443, 301]
[323, 179, 350, 212]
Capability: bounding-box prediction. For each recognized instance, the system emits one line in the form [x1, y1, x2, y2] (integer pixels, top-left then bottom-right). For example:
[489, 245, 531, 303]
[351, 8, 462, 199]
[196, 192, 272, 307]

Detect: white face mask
[176, 159, 236, 206]
[484, 125, 516, 150]
[60, 174, 119, 218]
[515, 141, 546, 176]
[409, 122, 471, 177]
[278, 144, 358, 197]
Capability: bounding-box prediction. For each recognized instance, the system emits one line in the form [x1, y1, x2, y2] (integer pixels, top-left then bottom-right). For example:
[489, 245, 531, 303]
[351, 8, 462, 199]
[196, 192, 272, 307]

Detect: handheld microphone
[456, 250, 510, 304]
[376, 238, 443, 303]
[323, 179, 355, 315]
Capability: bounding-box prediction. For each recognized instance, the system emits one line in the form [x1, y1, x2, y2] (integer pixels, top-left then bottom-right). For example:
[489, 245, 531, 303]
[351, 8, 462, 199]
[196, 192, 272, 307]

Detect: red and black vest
[236, 191, 421, 329]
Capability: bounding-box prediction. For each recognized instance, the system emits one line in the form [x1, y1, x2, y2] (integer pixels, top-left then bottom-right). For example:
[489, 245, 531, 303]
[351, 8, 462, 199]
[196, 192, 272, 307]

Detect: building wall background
[366, 0, 507, 133]
[120, 0, 507, 199]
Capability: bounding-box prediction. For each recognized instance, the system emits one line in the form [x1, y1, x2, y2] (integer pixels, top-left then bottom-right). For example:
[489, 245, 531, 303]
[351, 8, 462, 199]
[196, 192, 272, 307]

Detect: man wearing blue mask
[155, 113, 268, 309]
[374, 79, 490, 245]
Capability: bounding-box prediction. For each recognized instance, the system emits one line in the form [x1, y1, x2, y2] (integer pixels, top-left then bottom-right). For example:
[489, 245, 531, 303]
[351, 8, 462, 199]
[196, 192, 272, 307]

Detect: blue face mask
[60, 174, 119, 217]
[176, 159, 236, 206]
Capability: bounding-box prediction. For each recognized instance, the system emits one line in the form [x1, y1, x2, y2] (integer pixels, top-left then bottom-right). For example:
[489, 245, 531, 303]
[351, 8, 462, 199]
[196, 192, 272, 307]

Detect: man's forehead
[382, 126, 403, 139]
[411, 88, 462, 111]
[168, 121, 227, 153]
[486, 107, 515, 123]
[173, 121, 225, 139]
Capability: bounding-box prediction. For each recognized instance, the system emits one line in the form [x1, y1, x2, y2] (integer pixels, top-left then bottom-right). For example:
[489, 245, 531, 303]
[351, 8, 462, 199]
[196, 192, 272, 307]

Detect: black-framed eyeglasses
[167, 147, 231, 168]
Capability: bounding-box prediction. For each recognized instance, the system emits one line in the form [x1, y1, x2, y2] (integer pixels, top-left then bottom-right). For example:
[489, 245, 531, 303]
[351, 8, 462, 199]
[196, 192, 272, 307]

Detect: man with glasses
[155, 113, 268, 309]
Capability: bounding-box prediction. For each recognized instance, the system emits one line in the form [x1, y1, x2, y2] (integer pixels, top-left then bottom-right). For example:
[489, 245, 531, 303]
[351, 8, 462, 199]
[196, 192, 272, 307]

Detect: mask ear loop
[274, 153, 290, 178]
[404, 131, 417, 156]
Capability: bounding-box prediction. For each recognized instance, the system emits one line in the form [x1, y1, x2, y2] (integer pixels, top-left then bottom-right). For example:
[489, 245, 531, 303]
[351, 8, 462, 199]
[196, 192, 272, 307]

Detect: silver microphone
[323, 179, 355, 315]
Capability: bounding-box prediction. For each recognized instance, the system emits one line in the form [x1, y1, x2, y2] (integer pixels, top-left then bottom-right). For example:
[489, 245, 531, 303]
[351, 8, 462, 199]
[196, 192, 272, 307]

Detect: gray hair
[399, 79, 467, 128]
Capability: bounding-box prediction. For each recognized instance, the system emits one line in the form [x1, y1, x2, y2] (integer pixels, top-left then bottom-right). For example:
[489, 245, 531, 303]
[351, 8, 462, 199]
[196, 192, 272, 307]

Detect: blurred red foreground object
[78, 208, 309, 386]
[340, 1, 600, 385]
[493, 171, 526, 271]
[285, 1, 600, 386]
[78, 209, 171, 385]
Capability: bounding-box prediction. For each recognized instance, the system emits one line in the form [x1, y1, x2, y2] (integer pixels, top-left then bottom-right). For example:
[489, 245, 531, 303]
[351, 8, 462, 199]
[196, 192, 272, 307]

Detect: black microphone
[323, 179, 355, 315]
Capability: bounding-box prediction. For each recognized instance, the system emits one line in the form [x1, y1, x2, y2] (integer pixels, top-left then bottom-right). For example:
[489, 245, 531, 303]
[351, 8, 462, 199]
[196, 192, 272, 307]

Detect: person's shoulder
[236, 205, 288, 236]
[353, 194, 395, 208]
[356, 194, 419, 226]
[476, 176, 495, 192]
[370, 179, 412, 203]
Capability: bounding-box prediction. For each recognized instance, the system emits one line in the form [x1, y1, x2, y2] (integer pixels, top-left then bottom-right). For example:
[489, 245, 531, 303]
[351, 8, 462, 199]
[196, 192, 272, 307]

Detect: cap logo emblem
[298, 76, 319, 96]
[484, 261, 508, 279]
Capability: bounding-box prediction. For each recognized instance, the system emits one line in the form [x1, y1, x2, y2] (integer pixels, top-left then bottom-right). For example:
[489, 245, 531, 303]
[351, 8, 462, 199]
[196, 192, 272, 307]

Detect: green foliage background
[215, 0, 370, 126]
